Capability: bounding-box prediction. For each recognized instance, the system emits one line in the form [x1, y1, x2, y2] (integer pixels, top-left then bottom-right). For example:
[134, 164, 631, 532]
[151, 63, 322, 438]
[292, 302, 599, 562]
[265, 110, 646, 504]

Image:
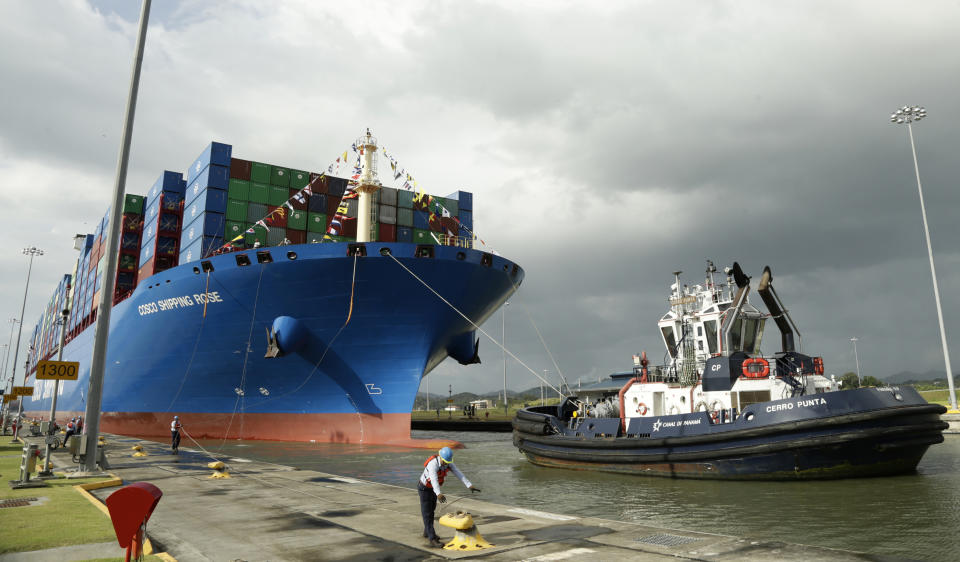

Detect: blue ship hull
[513, 387, 948, 479]
[23, 242, 522, 445]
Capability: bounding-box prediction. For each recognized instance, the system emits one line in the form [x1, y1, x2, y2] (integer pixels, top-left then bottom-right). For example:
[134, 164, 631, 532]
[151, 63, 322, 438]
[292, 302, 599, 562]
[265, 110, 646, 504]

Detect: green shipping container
[438, 197, 457, 216]
[268, 185, 289, 206]
[123, 194, 144, 215]
[306, 232, 326, 243]
[397, 189, 415, 208]
[228, 179, 250, 201]
[289, 169, 309, 189]
[397, 207, 414, 227]
[307, 212, 327, 233]
[413, 228, 439, 245]
[249, 182, 270, 204]
[226, 199, 248, 222]
[288, 209, 307, 231]
[245, 224, 268, 246]
[224, 221, 245, 239]
[250, 162, 271, 183]
[271, 166, 290, 187]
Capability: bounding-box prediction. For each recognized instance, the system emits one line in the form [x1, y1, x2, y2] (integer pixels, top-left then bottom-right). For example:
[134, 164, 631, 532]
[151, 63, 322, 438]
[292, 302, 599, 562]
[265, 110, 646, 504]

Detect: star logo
[652, 418, 662, 432]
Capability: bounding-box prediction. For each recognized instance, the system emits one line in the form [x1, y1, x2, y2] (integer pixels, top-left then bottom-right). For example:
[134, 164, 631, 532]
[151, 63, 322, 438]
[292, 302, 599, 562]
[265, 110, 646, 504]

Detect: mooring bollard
[9, 442, 47, 489]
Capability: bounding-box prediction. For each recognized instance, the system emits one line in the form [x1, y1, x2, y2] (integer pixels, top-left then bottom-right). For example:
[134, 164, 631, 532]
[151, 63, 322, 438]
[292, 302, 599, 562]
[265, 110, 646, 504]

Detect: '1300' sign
[35, 360, 80, 381]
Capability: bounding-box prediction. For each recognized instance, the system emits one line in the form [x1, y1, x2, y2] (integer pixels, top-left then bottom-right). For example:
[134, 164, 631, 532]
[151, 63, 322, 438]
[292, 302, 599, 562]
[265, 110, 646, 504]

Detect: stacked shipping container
[24, 140, 475, 375]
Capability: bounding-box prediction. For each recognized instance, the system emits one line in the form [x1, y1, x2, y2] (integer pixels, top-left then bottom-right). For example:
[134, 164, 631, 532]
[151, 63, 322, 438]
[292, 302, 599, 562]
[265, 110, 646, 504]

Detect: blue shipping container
[179, 234, 223, 264]
[308, 194, 327, 213]
[187, 142, 232, 185]
[397, 226, 413, 242]
[183, 189, 228, 224]
[457, 190, 473, 211]
[413, 210, 430, 230]
[180, 213, 227, 249]
[147, 171, 186, 202]
[185, 164, 230, 206]
[139, 241, 154, 267]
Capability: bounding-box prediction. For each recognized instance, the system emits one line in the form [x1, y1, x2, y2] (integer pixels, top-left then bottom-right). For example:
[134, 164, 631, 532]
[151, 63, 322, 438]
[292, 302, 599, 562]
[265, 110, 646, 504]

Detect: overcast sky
[1, 0, 958, 397]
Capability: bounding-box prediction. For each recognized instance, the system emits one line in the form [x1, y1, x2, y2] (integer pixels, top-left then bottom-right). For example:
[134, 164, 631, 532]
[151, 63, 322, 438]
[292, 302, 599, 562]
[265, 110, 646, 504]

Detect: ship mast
[355, 129, 381, 243]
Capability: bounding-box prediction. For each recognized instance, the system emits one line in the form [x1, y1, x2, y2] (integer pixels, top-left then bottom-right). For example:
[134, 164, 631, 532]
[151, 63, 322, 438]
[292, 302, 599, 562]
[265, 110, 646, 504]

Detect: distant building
[469, 399, 494, 409]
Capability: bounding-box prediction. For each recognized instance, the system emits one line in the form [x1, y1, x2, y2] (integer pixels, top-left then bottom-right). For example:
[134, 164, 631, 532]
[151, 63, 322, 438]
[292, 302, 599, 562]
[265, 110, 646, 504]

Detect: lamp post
[502, 302, 509, 416]
[3, 318, 18, 390]
[890, 106, 957, 410]
[850, 337, 861, 387]
[11, 247, 43, 441]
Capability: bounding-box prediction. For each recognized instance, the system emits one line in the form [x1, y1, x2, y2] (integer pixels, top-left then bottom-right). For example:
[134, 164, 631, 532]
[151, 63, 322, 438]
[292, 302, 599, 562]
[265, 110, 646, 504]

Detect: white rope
[385, 252, 561, 395]
[514, 294, 567, 391]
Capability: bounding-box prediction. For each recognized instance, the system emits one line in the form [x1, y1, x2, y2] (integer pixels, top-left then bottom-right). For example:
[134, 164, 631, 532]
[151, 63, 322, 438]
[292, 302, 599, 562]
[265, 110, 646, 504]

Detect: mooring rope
[385, 252, 561, 395]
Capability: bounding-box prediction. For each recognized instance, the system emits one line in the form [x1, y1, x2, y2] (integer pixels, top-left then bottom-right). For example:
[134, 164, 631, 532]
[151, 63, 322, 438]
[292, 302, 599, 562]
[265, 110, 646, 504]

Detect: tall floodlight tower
[355, 129, 382, 243]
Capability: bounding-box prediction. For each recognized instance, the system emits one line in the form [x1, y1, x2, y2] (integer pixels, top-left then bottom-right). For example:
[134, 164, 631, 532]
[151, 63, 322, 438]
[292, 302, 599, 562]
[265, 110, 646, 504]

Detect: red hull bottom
[25, 410, 460, 450]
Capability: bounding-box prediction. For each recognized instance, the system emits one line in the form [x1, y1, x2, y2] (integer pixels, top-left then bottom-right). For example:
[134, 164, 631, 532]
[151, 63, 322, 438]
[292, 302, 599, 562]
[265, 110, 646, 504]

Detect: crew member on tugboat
[417, 447, 480, 547]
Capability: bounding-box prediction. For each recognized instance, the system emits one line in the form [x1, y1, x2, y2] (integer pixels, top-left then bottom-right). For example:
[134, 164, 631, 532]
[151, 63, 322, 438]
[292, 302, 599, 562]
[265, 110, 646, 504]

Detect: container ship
[513, 262, 947, 479]
[18, 132, 523, 447]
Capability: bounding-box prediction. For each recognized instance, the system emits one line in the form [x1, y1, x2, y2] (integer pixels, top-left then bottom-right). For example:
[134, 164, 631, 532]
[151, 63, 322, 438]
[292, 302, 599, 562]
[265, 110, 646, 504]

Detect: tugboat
[513, 262, 948, 480]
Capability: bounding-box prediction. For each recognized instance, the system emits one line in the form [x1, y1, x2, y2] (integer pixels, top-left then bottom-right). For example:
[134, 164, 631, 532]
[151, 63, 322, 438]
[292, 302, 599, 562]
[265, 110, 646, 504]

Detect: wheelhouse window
[704, 320, 718, 355]
[730, 317, 743, 351]
[661, 325, 678, 358]
[743, 317, 758, 353]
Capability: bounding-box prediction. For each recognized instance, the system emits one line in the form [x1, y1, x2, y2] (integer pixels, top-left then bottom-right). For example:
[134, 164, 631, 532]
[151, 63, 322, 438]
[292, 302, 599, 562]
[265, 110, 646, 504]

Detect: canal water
[189, 432, 960, 561]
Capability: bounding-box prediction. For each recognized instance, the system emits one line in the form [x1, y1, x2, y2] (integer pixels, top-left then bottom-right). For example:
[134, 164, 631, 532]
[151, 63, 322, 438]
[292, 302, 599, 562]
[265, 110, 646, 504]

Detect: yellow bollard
[438, 511, 493, 551]
[208, 460, 230, 479]
[131, 445, 148, 458]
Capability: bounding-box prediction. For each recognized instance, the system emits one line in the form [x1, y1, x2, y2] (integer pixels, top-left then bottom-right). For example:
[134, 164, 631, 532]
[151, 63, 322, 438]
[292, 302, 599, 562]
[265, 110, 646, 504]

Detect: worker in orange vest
[417, 446, 480, 547]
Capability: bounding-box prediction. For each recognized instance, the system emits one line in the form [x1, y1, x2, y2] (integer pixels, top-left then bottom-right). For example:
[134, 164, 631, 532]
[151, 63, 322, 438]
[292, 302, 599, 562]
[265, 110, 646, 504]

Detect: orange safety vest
[423, 455, 450, 488]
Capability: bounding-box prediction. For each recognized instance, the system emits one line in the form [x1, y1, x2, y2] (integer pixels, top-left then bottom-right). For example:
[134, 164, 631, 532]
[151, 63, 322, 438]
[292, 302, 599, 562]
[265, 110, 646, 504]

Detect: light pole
[850, 337, 861, 387]
[891, 106, 957, 410]
[11, 247, 44, 441]
[502, 302, 509, 416]
[3, 318, 18, 389]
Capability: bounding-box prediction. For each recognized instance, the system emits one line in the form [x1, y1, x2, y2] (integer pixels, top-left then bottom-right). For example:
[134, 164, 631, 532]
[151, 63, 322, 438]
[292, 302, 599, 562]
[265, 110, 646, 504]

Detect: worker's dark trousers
[417, 482, 438, 540]
[171, 431, 180, 450]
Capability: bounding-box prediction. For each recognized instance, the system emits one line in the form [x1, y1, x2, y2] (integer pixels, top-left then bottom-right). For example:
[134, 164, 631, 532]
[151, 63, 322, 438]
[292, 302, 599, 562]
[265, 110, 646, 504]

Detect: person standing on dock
[418, 446, 480, 548]
[170, 416, 182, 454]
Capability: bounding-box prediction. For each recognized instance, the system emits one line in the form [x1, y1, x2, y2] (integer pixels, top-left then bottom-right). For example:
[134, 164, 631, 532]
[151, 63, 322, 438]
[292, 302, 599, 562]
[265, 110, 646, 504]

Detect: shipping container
[413, 229, 440, 245]
[249, 182, 269, 204]
[289, 169, 310, 189]
[286, 229, 306, 245]
[308, 173, 328, 194]
[180, 234, 223, 264]
[187, 142, 232, 185]
[306, 212, 327, 233]
[225, 221, 246, 240]
[186, 164, 230, 206]
[117, 253, 138, 272]
[306, 232, 326, 243]
[226, 199, 248, 222]
[413, 210, 430, 230]
[378, 223, 397, 242]
[184, 189, 228, 223]
[268, 184, 289, 206]
[156, 236, 179, 257]
[380, 186, 398, 206]
[124, 194, 145, 214]
[270, 166, 290, 187]
[246, 202, 268, 223]
[287, 209, 307, 231]
[264, 206, 287, 228]
[122, 213, 143, 232]
[378, 204, 397, 225]
[328, 176, 348, 197]
[397, 189, 415, 209]
[458, 209, 473, 232]
[181, 213, 228, 251]
[340, 219, 357, 238]
[250, 162, 271, 184]
[230, 158, 252, 180]
[266, 227, 287, 246]
[228, 178, 250, 201]
[121, 232, 141, 251]
[397, 207, 413, 227]
[397, 226, 413, 243]
[245, 224, 268, 246]
[147, 170, 186, 202]
[288, 188, 308, 211]
[456, 190, 473, 211]
[308, 194, 327, 213]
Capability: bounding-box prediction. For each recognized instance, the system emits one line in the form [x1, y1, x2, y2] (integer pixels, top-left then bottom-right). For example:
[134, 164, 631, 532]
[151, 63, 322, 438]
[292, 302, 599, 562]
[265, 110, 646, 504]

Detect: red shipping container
[378, 223, 396, 242]
[122, 213, 143, 232]
[308, 173, 329, 194]
[326, 196, 342, 217]
[440, 217, 459, 235]
[137, 257, 155, 284]
[264, 206, 288, 228]
[230, 158, 252, 180]
[288, 188, 309, 211]
[340, 218, 357, 238]
[286, 230, 306, 245]
[155, 255, 176, 272]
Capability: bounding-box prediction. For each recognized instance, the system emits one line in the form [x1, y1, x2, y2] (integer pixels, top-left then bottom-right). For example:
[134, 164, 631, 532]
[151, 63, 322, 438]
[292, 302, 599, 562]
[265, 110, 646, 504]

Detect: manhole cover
[636, 533, 703, 547]
[0, 497, 40, 509]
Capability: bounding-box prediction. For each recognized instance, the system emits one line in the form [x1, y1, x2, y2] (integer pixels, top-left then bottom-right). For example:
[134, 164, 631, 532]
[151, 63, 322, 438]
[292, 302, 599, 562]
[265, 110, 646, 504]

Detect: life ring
[637, 403, 648, 415]
[742, 357, 770, 378]
[813, 357, 824, 375]
[710, 410, 719, 424]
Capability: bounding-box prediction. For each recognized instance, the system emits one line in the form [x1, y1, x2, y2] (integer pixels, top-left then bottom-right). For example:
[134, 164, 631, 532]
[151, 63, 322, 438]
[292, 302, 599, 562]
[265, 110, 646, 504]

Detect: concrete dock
[29, 435, 883, 561]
